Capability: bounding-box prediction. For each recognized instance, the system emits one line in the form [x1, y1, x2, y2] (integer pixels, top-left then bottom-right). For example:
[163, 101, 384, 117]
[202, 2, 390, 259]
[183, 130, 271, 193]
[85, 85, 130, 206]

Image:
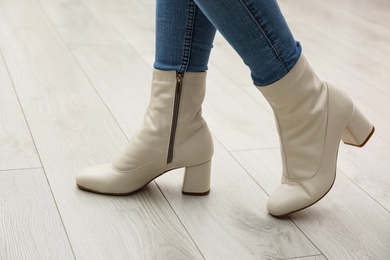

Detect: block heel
[342, 106, 375, 147]
[182, 160, 212, 196]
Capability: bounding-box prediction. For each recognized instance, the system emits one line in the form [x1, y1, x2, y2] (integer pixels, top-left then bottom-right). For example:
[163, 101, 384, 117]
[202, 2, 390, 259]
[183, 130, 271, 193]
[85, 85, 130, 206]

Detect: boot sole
[76, 168, 210, 196]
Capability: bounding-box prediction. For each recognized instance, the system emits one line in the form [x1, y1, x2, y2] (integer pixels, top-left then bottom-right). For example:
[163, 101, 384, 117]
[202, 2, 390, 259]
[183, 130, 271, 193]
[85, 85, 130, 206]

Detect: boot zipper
[167, 72, 184, 164]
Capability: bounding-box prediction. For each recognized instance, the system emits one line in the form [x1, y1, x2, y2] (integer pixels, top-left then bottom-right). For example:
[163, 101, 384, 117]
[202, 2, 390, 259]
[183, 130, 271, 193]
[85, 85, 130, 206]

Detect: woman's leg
[194, 0, 301, 85]
[154, 0, 216, 72]
[77, 0, 217, 196]
[193, 0, 374, 216]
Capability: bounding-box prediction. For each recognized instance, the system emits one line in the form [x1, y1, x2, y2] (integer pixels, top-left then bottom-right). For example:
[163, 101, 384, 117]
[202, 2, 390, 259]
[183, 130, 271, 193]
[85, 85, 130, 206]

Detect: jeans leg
[193, 0, 302, 85]
[154, 0, 217, 73]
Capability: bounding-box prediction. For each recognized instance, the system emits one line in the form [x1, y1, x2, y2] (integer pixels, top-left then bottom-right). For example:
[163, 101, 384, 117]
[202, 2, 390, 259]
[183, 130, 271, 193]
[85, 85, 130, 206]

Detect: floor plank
[69, 45, 152, 137]
[84, 0, 156, 64]
[39, 0, 126, 45]
[0, 169, 74, 259]
[281, 0, 390, 98]
[205, 66, 279, 151]
[0, 52, 41, 170]
[338, 136, 390, 211]
[290, 256, 326, 260]
[209, 33, 253, 86]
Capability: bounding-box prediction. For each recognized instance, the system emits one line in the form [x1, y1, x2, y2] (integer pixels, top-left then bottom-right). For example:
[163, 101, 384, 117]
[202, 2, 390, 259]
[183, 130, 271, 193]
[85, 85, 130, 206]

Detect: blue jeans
[154, 0, 302, 86]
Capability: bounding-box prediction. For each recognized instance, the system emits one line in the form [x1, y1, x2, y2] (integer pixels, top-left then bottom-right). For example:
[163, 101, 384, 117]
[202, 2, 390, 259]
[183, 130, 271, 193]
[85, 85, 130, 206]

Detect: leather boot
[77, 70, 214, 195]
[257, 55, 375, 217]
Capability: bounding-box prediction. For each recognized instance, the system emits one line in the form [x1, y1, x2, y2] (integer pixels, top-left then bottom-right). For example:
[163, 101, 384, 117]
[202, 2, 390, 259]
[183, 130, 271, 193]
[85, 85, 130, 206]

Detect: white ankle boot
[257, 55, 375, 217]
[77, 70, 213, 195]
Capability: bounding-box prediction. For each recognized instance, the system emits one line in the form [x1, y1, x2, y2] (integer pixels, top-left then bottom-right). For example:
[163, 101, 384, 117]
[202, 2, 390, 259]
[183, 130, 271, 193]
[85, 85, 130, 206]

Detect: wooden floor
[1, 0, 389, 259]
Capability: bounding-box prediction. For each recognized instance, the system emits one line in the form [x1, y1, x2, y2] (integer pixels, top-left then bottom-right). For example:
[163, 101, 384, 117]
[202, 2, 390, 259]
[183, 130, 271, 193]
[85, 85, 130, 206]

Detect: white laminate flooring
[0, 0, 389, 259]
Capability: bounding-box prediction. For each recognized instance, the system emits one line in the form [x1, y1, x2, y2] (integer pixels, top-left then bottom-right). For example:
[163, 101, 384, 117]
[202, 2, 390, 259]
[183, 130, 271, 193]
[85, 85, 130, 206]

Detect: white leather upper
[258, 55, 355, 216]
[77, 70, 213, 194]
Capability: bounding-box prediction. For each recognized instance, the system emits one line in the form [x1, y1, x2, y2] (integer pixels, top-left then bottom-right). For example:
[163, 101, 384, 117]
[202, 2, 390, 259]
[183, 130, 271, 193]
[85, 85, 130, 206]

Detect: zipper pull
[176, 72, 184, 93]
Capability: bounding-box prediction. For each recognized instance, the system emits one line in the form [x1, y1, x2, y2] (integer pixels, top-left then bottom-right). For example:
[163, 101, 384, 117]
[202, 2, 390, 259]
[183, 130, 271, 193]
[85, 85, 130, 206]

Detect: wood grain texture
[289, 256, 326, 260]
[0, 169, 74, 259]
[69, 45, 152, 138]
[280, 0, 390, 97]
[83, 0, 156, 64]
[338, 137, 390, 211]
[205, 66, 279, 151]
[38, 0, 126, 45]
[209, 33, 254, 86]
[0, 52, 41, 170]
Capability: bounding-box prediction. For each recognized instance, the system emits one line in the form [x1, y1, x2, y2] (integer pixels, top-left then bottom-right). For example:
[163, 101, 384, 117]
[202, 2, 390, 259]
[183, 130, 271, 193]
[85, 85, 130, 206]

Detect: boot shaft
[113, 70, 211, 171]
[257, 56, 330, 180]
